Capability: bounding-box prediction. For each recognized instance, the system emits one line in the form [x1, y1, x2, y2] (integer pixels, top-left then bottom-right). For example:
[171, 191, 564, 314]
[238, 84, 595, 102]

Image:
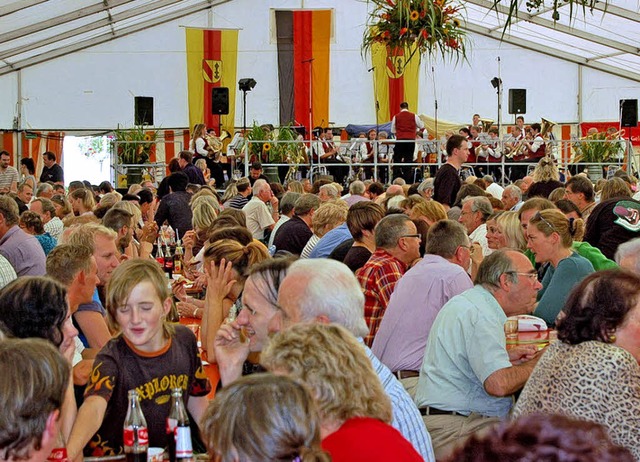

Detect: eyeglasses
[505, 270, 539, 281]
[401, 234, 421, 239]
[533, 211, 556, 232]
[459, 244, 475, 255]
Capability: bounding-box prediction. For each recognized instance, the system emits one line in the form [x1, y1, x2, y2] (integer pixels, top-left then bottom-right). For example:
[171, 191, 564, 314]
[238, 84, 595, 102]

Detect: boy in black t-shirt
[67, 259, 211, 458]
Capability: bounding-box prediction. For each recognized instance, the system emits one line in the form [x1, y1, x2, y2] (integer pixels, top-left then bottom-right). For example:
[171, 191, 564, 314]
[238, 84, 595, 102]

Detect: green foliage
[114, 125, 158, 164]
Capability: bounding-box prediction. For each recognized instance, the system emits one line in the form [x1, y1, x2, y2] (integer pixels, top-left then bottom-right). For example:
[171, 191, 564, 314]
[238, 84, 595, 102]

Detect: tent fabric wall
[0, 0, 638, 134]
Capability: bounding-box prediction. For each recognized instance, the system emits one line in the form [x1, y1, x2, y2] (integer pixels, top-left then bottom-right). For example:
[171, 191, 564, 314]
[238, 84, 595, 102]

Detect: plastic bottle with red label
[124, 389, 148, 462]
[166, 388, 193, 462]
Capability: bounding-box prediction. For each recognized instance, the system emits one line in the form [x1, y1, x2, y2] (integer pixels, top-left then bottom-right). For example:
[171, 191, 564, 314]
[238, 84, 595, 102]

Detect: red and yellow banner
[371, 43, 419, 122]
[275, 9, 331, 134]
[186, 28, 238, 134]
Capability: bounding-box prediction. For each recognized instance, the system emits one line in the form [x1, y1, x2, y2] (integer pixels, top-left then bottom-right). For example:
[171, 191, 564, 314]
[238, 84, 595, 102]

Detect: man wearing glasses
[415, 250, 543, 460]
[356, 214, 421, 347]
[372, 220, 474, 397]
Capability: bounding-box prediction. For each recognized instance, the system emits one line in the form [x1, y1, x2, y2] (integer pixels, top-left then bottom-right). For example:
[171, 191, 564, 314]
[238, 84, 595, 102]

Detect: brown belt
[395, 370, 419, 379]
[419, 406, 465, 417]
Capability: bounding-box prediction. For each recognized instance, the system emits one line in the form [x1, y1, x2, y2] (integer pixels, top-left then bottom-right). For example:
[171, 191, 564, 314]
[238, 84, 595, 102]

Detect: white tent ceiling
[0, 0, 638, 81]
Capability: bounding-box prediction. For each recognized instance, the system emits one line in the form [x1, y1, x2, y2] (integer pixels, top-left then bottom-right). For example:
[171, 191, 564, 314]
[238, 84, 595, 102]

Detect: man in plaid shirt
[356, 214, 421, 346]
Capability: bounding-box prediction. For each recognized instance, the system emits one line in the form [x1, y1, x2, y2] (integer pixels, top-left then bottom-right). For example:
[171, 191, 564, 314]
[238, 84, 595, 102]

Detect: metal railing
[230, 137, 635, 186]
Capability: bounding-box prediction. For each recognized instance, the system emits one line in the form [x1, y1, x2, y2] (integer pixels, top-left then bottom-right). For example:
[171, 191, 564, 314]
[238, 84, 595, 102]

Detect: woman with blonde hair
[190, 123, 209, 158]
[301, 201, 349, 258]
[195, 158, 211, 184]
[527, 157, 563, 199]
[526, 208, 594, 325]
[51, 194, 74, 220]
[409, 200, 447, 226]
[261, 323, 422, 461]
[202, 374, 330, 462]
[200, 238, 270, 363]
[486, 211, 527, 251]
[287, 180, 304, 193]
[69, 188, 96, 216]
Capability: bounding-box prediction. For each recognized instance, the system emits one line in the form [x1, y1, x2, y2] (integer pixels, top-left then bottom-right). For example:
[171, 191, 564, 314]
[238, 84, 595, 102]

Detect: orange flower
[382, 30, 391, 39]
[453, 18, 461, 27]
[421, 29, 430, 40]
[410, 10, 419, 20]
[420, 10, 426, 18]
[447, 38, 459, 49]
[386, 0, 395, 5]
[399, 27, 408, 35]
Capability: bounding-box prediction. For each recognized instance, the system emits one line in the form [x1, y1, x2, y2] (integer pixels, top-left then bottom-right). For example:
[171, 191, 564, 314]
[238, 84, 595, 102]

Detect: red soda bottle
[123, 389, 148, 462]
[166, 388, 193, 462]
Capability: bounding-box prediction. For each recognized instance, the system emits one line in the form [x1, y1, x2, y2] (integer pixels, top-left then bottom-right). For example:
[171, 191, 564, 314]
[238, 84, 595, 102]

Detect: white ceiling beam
[0, 0, 183, 61]
[0, 0, 231, 76]
[467, 0, 639, 56]
[0, 0, 47, 17]
[590, 2, 640, 23]
[463, 22, 640, 83]
[586, 51, 626, 62]
[0, 0, 136, 43]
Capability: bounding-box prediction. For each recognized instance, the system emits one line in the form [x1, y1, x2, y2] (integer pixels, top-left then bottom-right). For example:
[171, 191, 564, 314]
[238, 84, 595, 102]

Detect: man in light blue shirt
[415, 250, 543, 460]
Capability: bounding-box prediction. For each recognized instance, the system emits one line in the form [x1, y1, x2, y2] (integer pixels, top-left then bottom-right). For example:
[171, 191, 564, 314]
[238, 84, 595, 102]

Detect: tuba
[540, 118, 556, 139]
[479, 118, 494, 132]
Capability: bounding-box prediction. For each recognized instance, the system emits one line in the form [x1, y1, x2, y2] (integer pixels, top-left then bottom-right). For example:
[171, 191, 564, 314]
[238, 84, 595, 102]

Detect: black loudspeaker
[212, 87, 229, 115]
[134, 97, 154, 125]
[620, 99, 638, 128]
[508, 89, 526, 115]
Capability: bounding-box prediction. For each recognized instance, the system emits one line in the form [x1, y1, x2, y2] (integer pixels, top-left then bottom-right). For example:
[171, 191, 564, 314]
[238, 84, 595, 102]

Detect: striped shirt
[0, 166, 18, 191]
[226, 194, 249, 210]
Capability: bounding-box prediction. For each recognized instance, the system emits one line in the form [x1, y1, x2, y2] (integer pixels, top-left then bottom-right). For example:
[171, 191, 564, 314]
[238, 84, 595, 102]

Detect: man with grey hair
[318, 183, 338, 202]
[344, 180, 370, 207]
[459, 195, 493, 257]
[35, 182, 54, 199]
[615, 237, 640, 273]
[356, 214, 421, 346]
[482, 175, 504, 200]
[273, 193, 320, 255]
[415, 250, 543, 459]
[0, 195, 45, 276]
[242, 178, 279, 241]
[372, 220, 474, 395]
[267, 258, 436, 462]
[268, 191, 301, 248]
[417, 178, 434, 200]
[501, 184, 523, 211]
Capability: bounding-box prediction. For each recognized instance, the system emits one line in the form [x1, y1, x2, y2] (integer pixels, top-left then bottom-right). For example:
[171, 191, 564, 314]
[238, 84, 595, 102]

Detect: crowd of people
[1, 131, 640, 462]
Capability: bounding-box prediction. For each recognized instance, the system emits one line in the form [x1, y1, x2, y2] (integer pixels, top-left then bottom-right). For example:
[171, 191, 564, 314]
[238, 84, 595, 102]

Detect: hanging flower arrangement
[362, 0, 467, 64]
